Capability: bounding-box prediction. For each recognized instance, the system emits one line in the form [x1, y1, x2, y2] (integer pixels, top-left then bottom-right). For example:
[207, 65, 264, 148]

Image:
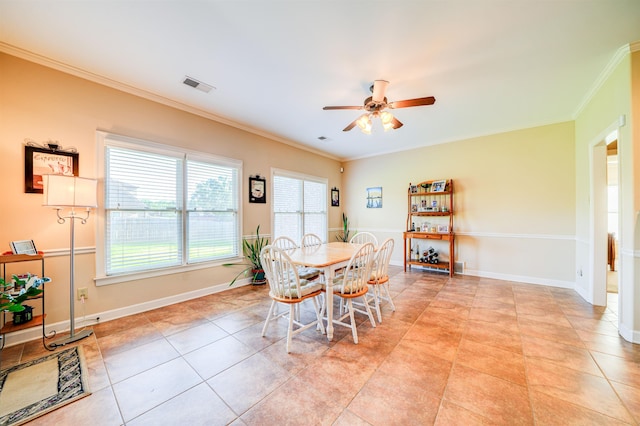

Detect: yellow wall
[343, 122, 576, 285]
[0, 53, 342, 333]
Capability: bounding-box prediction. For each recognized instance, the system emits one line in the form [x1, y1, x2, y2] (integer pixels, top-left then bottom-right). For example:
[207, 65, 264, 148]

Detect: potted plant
[1, 274, 49, 324]
[336, 212, 353, 242]
[224, 225, 269, 285]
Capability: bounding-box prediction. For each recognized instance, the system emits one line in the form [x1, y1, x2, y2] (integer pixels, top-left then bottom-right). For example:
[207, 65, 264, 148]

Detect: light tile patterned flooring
[2, 267, 639, 425]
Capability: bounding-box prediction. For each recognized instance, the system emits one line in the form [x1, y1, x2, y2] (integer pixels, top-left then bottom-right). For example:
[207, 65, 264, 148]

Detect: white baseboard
[618, 322, 640, 344]
[1, 280, 250, 348]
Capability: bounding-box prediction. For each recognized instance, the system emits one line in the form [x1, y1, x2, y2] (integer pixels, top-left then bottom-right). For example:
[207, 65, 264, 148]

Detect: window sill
[94, 259, 234, 286]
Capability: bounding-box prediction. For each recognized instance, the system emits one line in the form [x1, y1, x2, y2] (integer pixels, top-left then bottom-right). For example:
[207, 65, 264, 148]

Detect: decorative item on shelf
[42, 174, 97, 347]
[420, 247, 439, 264]
[431, 180, 446, 192]
[249, 175, 266, 203]
[409, 184, 418, 194]
[224, 225, 269, 285]
[10, 239, 38, 255]
[438, 224, 449, 233]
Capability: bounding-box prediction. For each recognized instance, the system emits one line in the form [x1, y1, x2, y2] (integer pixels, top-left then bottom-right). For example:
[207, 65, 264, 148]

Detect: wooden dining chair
[260, 245, 325, 353]
[324, 242, 377, 344]
[367, 238, 396, 323]
[349, 232, 378, 247]
[272, 235, 298, 251]
[301, 233, 323, 247]
[273, 236, 321, 280]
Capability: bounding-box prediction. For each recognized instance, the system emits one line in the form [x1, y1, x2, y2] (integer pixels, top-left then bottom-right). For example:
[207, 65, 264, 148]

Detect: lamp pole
[42, 174, 98, 348]
[49, 208, 94, 347]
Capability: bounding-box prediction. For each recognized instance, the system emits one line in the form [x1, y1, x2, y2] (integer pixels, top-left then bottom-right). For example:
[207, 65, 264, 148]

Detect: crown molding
[572, 43, 633, 119]
[0, 42, 340, 162]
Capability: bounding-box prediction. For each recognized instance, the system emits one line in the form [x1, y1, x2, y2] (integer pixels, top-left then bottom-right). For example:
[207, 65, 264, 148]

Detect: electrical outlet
[77, 287, 89, 300]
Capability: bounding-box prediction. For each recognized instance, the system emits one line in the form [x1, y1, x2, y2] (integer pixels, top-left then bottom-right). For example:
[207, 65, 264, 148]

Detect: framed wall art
[249, 175, 266, 203]
[366, 186, 382, 208]
[331, 188, 340, 207]
[25, 146, 78, 193]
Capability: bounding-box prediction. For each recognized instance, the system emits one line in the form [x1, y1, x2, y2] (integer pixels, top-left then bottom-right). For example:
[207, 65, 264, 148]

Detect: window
[272, 169, 327, 243]
[97, 132, 241, 279]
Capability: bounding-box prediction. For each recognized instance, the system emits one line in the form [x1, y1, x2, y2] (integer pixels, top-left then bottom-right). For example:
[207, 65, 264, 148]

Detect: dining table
[286, 241, 363, 341]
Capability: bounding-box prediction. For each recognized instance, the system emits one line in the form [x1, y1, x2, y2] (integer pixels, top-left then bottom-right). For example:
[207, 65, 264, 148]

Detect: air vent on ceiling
[183, 76, 215, 93]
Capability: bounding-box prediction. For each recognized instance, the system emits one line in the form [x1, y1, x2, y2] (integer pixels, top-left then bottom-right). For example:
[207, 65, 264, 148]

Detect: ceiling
[1, 1, 639, 161]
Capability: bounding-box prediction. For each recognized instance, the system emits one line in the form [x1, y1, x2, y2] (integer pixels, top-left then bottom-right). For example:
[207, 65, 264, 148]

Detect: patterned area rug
[0, 346, 91, 426]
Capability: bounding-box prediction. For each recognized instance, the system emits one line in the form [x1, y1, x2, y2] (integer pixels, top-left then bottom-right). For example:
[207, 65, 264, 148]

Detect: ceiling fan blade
[388, 96, 436, 109]
[343, 117, 360, 131]
[371, 80, 389, 103]
[391, 117, 403, 129]
[323, 105, 363, 110]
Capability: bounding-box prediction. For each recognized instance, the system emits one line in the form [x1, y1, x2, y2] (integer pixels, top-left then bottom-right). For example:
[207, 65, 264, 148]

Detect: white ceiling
[1, 1, 639, 161]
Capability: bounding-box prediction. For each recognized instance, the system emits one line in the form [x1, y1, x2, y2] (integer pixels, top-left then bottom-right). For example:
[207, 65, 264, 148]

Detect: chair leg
[347, 299, 358, 344]
[312, 295, 325, 334]
[362, 294, 377, 327]
[382, 283, 396, 312]
[286, 304, 295, 353]
[372, 285, 382, 323]
[262, 300, 277, 336]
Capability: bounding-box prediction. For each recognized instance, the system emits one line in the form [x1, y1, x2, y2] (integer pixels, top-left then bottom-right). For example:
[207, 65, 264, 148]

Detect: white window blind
[103, 140, 240, 276]
[186, 160, 239, 263]
[273, 171, 327, 243]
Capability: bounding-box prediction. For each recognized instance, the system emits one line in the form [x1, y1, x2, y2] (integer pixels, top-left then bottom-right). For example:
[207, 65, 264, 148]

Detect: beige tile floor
[2, 267, 639, 425]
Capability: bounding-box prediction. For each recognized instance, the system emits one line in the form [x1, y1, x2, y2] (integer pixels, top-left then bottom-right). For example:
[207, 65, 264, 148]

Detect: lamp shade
[42, 175, 98, 208]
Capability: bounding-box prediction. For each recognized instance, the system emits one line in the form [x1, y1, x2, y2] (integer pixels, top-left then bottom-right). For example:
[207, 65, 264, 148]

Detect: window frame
[95, 131, 243, 286]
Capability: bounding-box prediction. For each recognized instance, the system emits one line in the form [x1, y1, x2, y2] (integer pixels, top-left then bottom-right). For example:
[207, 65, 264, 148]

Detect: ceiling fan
[323, 80, 436, 134]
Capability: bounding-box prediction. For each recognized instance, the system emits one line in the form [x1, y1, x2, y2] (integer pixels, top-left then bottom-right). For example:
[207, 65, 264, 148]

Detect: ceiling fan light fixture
[356, 114, 372, 134]
[380, 111, 394, 131]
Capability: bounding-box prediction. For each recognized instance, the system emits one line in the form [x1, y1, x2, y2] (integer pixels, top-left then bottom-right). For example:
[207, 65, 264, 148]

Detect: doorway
[606, 137, 619, 316]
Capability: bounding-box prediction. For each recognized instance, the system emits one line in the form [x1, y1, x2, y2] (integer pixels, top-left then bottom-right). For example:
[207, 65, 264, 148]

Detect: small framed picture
[10, 239, 37, 255]
[437, 224, 449, 233]
[366, 187, 382, 208]
[409, 185, 418, 194]
[249, 176, 266, 203]
[411, 204, 418, 212]
[431, 180, 446, 193]
[331, 188, 340, 207]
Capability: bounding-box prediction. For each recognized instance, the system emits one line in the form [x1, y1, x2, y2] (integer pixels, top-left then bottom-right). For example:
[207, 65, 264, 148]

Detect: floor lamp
[43, 174, 98, 347]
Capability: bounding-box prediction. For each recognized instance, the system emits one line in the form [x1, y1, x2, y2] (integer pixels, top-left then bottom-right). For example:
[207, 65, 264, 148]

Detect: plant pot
[13, 305, 34, 325]
[251, 269, 267, 285]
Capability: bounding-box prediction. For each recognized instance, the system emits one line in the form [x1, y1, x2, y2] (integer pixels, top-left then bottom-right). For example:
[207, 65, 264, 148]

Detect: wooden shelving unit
[403, 180, 455, 276]
[1, 253, 52, 350]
